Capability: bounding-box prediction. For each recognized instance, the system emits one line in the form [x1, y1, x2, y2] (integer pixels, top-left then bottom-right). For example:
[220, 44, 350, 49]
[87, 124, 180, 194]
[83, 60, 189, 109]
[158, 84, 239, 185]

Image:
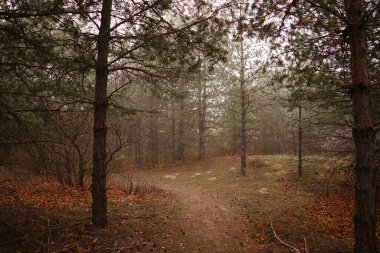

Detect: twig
[270, 221, 301, 253]
[348, 123, 358, 130]
[116, 247, 125, 253]
[304, 238, 309, 253]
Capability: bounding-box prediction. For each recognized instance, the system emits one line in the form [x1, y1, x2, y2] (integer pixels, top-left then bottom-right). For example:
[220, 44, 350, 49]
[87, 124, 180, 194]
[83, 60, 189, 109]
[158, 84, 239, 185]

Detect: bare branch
[270, 221, 301, 253]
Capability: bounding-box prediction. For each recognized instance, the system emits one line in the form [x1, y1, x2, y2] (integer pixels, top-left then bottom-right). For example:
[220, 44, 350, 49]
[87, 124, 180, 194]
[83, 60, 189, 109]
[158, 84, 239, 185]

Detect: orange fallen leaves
[0, 180, 141, 209]
[0, 180, 89, 209]
[308, 190, 354, 238]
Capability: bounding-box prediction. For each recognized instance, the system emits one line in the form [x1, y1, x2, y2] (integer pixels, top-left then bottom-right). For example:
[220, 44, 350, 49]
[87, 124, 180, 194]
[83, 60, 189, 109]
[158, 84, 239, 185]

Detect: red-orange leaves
[308, 190, 354, 238]
[0, 180, 91, 209]
[0, 179, 153, 209]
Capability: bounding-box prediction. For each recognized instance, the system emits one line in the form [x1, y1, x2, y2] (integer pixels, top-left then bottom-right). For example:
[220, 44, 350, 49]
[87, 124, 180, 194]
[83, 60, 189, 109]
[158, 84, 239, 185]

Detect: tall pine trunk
[198, 82, 206, 160]
[149, 113, 159, 167]
[298, 105, 302, 178]
[177, 98, 185, 163]
[170, 95, 176, 162]
[239, 37, 247, 176]
[346, 1, 377, 252]
[135, 116, 144, 167]
[92, 0, 112, 228]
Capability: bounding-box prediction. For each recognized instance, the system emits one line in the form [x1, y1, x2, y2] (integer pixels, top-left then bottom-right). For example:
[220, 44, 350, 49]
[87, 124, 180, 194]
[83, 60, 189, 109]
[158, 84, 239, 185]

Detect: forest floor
[0, 155, 366, 253]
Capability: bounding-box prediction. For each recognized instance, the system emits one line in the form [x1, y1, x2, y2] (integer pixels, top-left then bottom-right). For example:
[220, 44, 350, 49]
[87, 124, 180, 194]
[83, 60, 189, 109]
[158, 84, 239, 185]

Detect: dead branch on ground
[270, 220, 309, 253]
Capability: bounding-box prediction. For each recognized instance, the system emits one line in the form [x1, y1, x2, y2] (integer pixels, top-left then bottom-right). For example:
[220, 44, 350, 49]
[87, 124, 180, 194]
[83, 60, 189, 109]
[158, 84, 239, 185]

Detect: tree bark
[198, 82, 206, 160]
[298, 105, 302, 178]
[135, 116, 144, 168]
[170, 94, 176, 162]
[149, 113, 159, 167]
[92, 0, 112, 228]
[239, 37, 247, 177]
[177, 98, 185, 163]
[345, 1, 377, 252]
[231, 112, 239, 155]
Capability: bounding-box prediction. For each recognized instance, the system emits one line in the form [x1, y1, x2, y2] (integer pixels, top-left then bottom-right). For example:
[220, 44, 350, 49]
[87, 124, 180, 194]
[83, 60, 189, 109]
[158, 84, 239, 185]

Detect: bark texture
[171, 95, 176, 162]
[345, 1, 377, 252]
[177, 98, 185, 163]
[239, 37, 247, 177]
[198, 82, 206, 160]
[135, 116, 144, 167]
[149, 113, 159, 167]
[298, 106, 302, 178]
[92, 0, 112, 228]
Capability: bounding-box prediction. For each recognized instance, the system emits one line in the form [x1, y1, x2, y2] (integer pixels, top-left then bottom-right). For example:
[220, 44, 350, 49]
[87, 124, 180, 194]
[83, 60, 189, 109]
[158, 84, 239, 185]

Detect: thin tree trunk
[298, 105, 302, 178]
[292, 129, 297, 156]
[177, 98, 185, 163]
[171, 94, 176, 162]
[231, 112, 238, 155]
[239, 37, 247, 177]
[346, 1, 377, 252]
[149, 113, 159, 167]
[92, 0, 112, 228]
[70, 139, 85, 188]
[135, 116, 144, 167]
[201, 84, 206, 156]
[198, 82, 206, 160]
[78, 161, 84, 188]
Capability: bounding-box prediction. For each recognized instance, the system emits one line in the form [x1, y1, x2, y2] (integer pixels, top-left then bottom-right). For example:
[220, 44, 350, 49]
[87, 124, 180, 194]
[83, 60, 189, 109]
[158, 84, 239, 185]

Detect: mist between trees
[0, 0, 379, 252]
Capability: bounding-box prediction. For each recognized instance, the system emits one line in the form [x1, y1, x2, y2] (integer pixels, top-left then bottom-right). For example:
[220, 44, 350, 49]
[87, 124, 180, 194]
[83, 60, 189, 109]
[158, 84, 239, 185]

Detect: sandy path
[116, 157, 355, 253]
[129, 160, 258, 253]
[163, 185, 254, 253]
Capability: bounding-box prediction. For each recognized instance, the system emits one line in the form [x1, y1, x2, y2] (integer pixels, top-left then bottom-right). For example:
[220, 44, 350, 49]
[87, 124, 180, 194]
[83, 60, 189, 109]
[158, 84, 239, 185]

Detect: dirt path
[125, 159, 258, 252]
[0, 156, 355, 253]
[163, 184, 254, 253]
[122, 156, 353, 253]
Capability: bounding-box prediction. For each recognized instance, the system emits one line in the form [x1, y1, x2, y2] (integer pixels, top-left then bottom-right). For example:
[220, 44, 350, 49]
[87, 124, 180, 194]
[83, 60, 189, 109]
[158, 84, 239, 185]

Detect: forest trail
[121, 156, 353, 253]
[124, 157, 293, 253]
[0, 156, 355, 252]
[161, 176, 255, 253]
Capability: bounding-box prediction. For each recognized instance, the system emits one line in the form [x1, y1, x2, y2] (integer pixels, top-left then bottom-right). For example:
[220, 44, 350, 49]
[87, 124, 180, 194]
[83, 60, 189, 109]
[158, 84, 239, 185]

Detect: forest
[0, 0, 379, 252]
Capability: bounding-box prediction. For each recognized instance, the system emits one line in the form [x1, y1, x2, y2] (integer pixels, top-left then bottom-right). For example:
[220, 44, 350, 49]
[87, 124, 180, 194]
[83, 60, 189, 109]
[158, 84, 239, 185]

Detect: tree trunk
[231, 112, 239, 155]
[149, 113, 159, 167]
[177, 98, 185, 163]
[71, 139, 85, 188]
[298, 105, 302, 178]
[198, 82, 206, 160]
[78, 162, 84, 188]
[292, 129, 297, 156]
[92, 0, 112, 228]
[171, 94, 176, 162]
[239, 37, 247, 177]
[135, 116, 144, 168]
[346, 1, 377, 252]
